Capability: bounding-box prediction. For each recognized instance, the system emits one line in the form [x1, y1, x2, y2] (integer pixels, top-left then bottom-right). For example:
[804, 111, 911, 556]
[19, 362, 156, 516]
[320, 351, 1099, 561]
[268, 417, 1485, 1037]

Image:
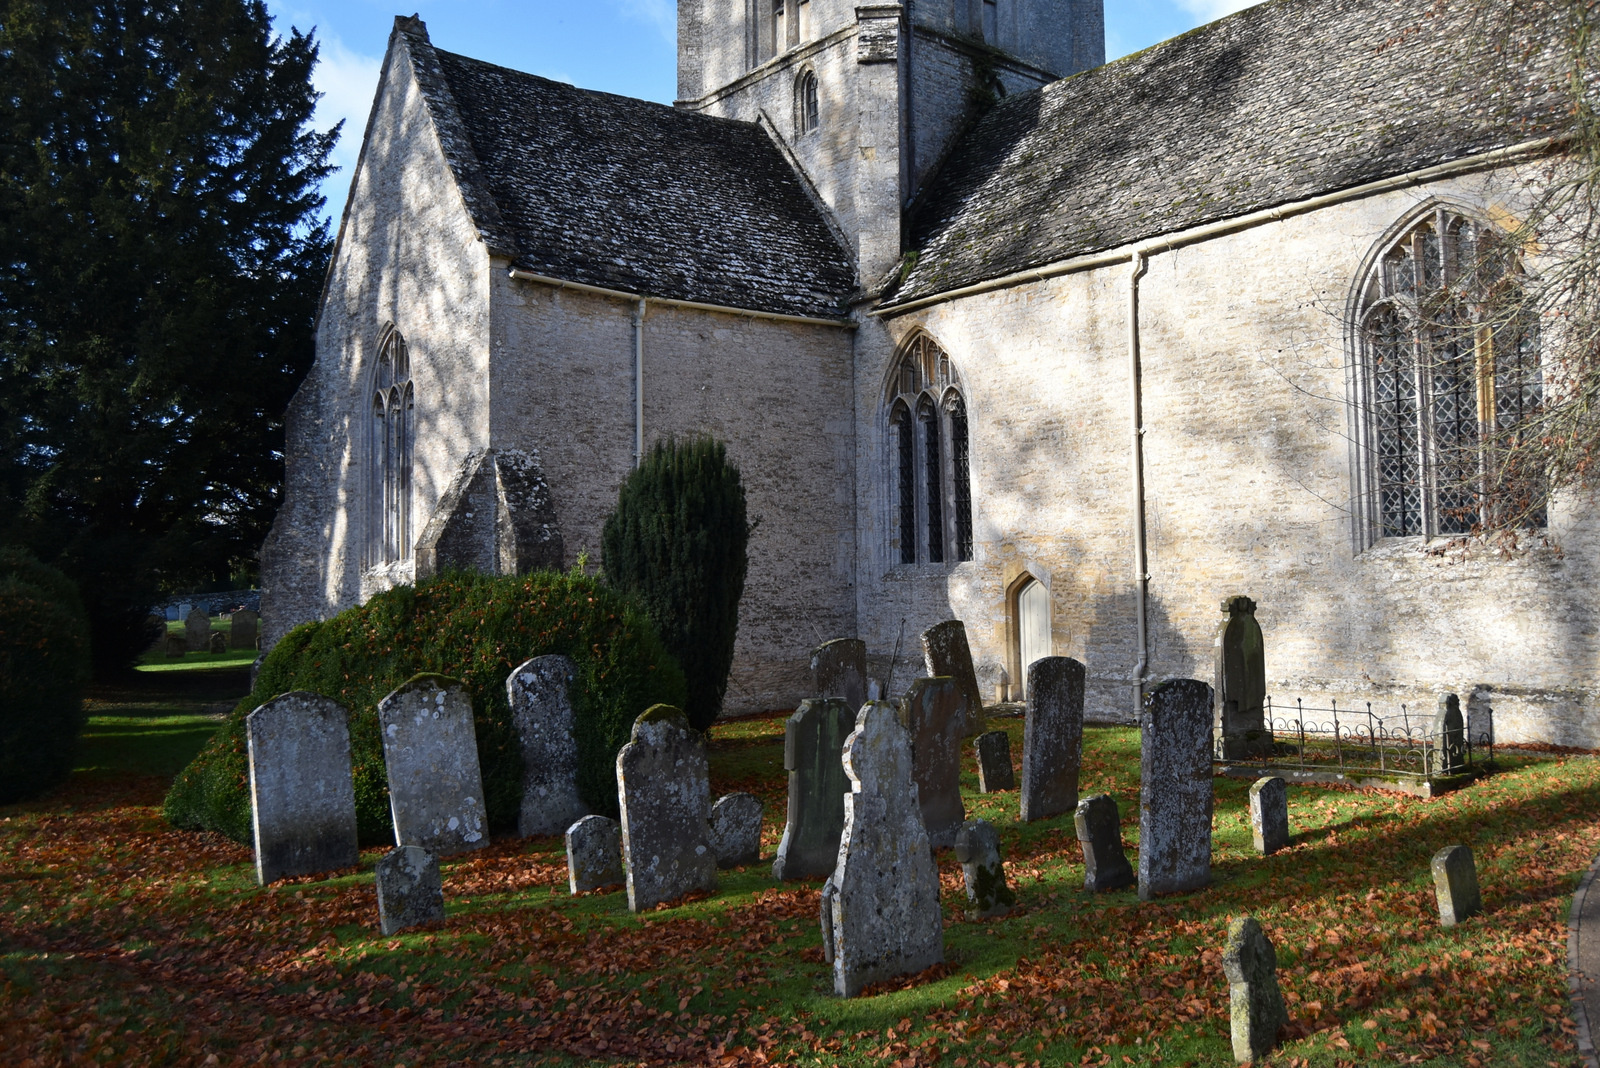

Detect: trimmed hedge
[162, 569, 686, 845]
[0, 549, 91, 803]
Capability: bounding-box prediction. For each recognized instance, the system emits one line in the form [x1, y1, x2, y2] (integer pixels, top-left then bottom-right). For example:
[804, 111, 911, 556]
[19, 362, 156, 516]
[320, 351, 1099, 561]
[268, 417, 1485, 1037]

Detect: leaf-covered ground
[1, 666, 1593, 1067]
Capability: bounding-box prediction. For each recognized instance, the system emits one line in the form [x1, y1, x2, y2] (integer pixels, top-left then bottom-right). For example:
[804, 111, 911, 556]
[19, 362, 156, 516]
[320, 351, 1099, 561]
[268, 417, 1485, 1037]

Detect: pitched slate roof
[884, 0, 1572, 308]
[395, 19, 857, 320]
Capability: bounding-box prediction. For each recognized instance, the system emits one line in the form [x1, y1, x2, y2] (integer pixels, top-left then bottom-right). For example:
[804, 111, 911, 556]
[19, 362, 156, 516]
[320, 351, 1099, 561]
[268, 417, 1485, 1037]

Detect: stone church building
[261, 0, 1597, 746]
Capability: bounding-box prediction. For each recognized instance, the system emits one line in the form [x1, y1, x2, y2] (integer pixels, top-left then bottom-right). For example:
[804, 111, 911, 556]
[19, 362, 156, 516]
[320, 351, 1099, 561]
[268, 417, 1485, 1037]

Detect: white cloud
[1174, 0, 1268, 21]
[313, 37, 383, 191]
[616, 0, 675, 41]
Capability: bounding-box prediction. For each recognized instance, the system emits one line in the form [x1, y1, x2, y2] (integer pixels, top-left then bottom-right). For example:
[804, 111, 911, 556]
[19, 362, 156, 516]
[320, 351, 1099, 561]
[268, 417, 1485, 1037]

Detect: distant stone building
[263, 0, 1599, 746]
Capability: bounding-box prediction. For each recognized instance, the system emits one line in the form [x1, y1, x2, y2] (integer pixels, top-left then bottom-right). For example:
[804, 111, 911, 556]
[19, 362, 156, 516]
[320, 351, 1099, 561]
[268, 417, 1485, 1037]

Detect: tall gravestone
[1215, 596, 1269, 759]
[617, 705, 717, 912]
[1222, 917, 1288, 1064]
[1074, 794, 1135, 892]
[921, 620, 986, 736]
[1020, 656, 1085, 822]
[773, 698, 857, 881]
[507, 655, 590, 837]
[378, 675, 488, 857]
[246, 692, 360, 885]
[1139, 678, 1215, 900]
[1430, 693, 1467, 775]
[827, 701, 944, 997]
[230, 609, 260, 650]
[1249, 776, 1289, 854]
[899, 676, 967, 849]
[184, 607, 211, 652]
[812, 639, 867, 711]
[974, 730, 1015, 793]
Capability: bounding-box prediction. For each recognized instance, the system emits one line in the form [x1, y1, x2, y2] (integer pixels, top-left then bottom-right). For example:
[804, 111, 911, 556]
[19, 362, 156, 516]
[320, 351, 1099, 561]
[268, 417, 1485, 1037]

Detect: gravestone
[184, 607, 211, 652]
[773, 698, 857, 881]
[208, 630, 227, 654]
[811, 638, 867, 711]
[1431, 843, 1482, 926]
[1222, 916, 1288, 1064]
[1074, 794, 1135, 892]
[376, 845, 445, 935]
[954, 819, 1016, 919]
[819, 876, 839, 962]
[1430, 693, 1467, 775]
[974, 731, 1015, 793]
[1249, 776, 1289, 855]
[827, 701, 944, 997]
[1020, 656, 1085, 822]
[506, 655, 590, 837]
[899, 676, 968, 849]
[921, 619, 986, 736]
[1138, 678, 1215, 900]
[246, 692, 359, 886]
[164, 633, 186, 658]
[378, 675, 488, 857]
[566, 815, 624, 893]
[230, 608, 259, 650]
[617, 705, 716, 911]
[708, 792, 763, 868]
[1215, 596, 1270, 759]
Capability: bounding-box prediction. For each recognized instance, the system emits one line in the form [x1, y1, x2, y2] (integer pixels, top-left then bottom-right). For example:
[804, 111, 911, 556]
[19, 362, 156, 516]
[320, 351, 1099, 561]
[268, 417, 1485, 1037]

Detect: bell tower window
[795, 69, 819, 135]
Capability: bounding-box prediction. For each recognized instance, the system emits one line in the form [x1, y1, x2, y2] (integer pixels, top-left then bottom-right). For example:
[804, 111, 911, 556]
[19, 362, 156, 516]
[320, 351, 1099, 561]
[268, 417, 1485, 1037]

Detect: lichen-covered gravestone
[827, 701, 944, 997]
[617, 705, 716, 912]
[1430, 693, 1467, 775]
[378, 675, 488, 857]
[566, 814, 624, 893]
[921, 619, 986, 736]
[1139, 678, 1215, 900]
[974, 731, 1015, 793]
[1222, 916, 1288, 1063]
[1020, 656, 1085, 822]
[376, 845, 445, 936]
[246, 692, 360, 885]
[773, 698, 857, 881]
[207, 630, 227, 654]
[506, 655, 590, 837]
[1249, 776, 1289, 854]
[899, 676, 968, 849]
[1074, 794, 1135, 892]
[812, 638, 867, 711]
[164, 632, 186, 658]
[1215, 596, 1270, 759]
[184, 607, 211, 652]
[708, 792, 763, 868]
[955, 819, 1016, 919]
[230, 608, 259, 650]
[1432, 843, 1482, 926]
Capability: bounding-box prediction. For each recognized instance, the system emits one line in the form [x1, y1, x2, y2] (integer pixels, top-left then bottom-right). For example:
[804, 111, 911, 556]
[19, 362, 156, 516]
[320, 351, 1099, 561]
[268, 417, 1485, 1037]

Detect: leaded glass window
[885, 335, 974, 565]
[370, 326, 415, 565]
[949, 393, 974, 561]
[795, 70, 819, 135]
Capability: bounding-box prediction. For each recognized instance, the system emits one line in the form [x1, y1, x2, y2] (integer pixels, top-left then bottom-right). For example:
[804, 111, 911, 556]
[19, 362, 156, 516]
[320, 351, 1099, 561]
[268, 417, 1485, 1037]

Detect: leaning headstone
[1074, 794, 1135, 892]
[208, 630, 227, 654]
[566, 815, 624, 893]
[819, 876, 839, 963]
[974, 731, 1015, 793]
[1249, 776, 1289, 855]
[954, 819, 1016, 919]
[378, 675, 488, 857]
[230, 608, 259, 651]
[899, 676, 968, 849]
[1430, 693, 1467, 775]
[1431, 843, 1482, 926]
[1020, 656, 1085, 822]
[617, 705, 716, 912]
[184, 607, 211, 651]
[812, 638, 867, 711]
[507, 655, 590, 837]
[773, 698, 857, 881]
[708, 792, 763, 868]
[246, 692, 359, 886]
[164, 633, 186, 658]
[827, 701, 944, 997]
[1215, 596, 1270, 759]
[375, 845, 445, 936]
[1222, 916, 1288, 1064]
[1138, 678, 1215, 900]
[921, 619, 986, 736]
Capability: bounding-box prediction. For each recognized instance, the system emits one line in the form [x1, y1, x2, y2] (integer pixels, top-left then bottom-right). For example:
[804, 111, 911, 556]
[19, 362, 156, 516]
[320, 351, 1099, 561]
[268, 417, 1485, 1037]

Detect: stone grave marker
[1020, 656, 1085, 822]
[1138, 678, 1215, 900]
[899, 676, 967, 848]
[1215, 596, 1270, 758]
[376, 845, 445, 935]
[708, 792, 763, 868]
[1432, 843, 1482, 926]
[811, 638, 867, 711]
[1430, 693, 1467, 775]
[617, 705, 716, 911]
[1222, 916, 1288, 1064]
[773, 698, 857, 881]
[1074, 794, 1135, 892]
[974, 730, 1015, 793]
[246, 692, 359, 885]
[566, 815, 624, 893]
[164, 633, 186, 658]
[208, 630, 227, 654]
[921, 619, 986, 736]
[819, 876, 839, 963]
[1249, 776, 1289, 854]
[378, 674, 488, 857]
[184, 607, 211, 651]
[230, 609, 259, 650]
[507, 655, 590, 838]
[826, 700, 944, 997]
[954, 819, 1016, 919]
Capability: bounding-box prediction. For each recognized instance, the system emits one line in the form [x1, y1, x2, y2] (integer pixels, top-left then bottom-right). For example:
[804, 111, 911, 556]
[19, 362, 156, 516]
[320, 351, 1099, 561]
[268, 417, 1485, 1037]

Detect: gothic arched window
[370, 326, 415, 565]
[795, 69, 819, 136]
[1354, 208, 1543, 543]
[887, 335, 975, 565]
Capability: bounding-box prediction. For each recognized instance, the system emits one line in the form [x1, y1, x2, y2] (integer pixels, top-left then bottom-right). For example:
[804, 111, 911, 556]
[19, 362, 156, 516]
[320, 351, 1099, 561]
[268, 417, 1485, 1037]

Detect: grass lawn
[0, 677, 1593, 1067]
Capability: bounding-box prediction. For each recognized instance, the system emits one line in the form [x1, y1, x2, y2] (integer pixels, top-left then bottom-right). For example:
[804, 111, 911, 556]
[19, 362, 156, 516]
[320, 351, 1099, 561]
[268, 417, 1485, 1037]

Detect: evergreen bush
[162, 569, 685, 844]
[0, 549, 91, 803]
[601, 437, 749, 732]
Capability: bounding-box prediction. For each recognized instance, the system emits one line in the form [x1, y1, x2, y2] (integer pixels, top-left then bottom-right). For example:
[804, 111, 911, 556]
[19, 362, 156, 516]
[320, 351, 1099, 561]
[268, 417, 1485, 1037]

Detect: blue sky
[265, 0, 1265, 225]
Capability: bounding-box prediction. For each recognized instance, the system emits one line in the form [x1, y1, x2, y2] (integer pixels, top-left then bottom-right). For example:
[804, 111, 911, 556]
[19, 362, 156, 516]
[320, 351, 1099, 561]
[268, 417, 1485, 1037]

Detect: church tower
[677, 0, 1104, 287]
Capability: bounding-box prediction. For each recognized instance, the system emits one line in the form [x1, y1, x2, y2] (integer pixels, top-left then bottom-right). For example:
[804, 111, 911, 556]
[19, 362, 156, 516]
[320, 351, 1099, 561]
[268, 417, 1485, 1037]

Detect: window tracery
[370, 326, 415, 565]
[887, 335, 974, 565]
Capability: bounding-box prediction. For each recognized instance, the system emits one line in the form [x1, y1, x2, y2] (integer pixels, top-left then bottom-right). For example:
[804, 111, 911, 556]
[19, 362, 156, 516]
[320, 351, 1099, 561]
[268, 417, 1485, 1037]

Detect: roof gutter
[507, 268, 857, 328]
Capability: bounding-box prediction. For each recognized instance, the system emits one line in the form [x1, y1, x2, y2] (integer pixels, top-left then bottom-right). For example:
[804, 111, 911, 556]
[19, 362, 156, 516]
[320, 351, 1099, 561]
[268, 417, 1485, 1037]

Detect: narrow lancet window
[886, 335, 972, 565]
[370, 326, 415, 565]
